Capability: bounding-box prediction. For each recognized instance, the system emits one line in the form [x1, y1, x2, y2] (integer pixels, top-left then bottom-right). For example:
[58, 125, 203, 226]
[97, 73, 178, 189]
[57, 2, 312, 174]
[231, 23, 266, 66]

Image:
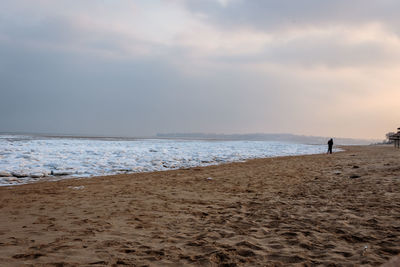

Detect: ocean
[0, 134, 328, 186]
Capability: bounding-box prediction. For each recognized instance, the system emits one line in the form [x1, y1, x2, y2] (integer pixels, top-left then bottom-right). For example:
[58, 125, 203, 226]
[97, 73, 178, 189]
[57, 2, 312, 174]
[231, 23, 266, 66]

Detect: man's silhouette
[327, 138, 333, 154]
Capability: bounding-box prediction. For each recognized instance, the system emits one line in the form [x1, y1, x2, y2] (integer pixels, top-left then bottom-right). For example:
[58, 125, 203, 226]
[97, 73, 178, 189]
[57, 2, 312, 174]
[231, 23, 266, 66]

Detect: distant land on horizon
[157, 133, 379, 145]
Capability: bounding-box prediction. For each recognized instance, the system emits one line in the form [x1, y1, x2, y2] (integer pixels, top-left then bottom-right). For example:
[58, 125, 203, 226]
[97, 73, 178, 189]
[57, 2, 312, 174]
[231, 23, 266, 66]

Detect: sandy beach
[0, 145, 399, 266]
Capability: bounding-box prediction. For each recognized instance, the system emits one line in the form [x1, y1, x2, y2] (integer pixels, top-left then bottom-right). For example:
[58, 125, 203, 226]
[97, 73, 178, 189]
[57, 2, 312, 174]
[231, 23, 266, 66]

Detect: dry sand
[0, 145, 399, 266]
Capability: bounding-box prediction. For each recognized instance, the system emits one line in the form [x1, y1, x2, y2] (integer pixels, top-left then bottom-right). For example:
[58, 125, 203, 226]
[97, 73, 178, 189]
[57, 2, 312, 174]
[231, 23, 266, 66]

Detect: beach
[0, 145, 399, 266]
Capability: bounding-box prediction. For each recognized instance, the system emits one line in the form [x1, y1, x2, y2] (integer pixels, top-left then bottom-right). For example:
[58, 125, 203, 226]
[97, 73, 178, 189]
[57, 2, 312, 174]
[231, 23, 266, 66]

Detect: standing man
[327, 138, 333, 154]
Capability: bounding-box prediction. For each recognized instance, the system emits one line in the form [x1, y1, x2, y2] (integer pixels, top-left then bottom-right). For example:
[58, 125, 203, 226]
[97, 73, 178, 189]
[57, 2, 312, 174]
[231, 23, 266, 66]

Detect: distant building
[389, 128, 400, 148]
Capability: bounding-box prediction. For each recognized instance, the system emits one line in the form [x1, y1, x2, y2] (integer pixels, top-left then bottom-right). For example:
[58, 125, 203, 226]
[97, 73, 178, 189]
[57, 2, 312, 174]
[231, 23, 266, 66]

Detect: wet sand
[0, 145, 399, 266]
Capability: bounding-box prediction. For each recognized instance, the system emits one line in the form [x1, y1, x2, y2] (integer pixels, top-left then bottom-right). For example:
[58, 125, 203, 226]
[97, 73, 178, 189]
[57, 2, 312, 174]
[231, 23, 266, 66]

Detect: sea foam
[0, 135, 327, 186]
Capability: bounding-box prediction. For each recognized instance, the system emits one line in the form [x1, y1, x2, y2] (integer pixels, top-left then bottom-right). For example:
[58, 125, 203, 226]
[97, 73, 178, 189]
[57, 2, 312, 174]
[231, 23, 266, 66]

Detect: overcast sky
[1, 0, 399, 139]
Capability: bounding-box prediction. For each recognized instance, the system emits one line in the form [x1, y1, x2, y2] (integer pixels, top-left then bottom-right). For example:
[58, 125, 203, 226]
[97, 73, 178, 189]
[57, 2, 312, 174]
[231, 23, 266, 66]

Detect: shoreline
[1, 147, 341, 188]
[0, 145, 399, 266]
[0, 142, 329, 187]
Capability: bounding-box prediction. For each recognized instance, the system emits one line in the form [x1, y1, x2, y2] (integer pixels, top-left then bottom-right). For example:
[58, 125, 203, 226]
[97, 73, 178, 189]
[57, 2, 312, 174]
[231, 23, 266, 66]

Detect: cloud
[0, 0, 399, 139]
[215, 0, 236, 7]
[2, 0, 399, 68]
[182, 0, 400, 31]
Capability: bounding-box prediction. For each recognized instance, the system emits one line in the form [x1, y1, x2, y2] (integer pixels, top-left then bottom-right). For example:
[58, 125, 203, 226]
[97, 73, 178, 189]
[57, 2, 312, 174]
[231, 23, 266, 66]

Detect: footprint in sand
[12, 253, 44, 259]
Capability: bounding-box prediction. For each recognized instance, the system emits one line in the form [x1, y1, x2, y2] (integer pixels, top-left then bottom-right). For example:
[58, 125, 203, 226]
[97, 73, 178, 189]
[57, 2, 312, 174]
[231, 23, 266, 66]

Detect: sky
[1, 0, 399, 139]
